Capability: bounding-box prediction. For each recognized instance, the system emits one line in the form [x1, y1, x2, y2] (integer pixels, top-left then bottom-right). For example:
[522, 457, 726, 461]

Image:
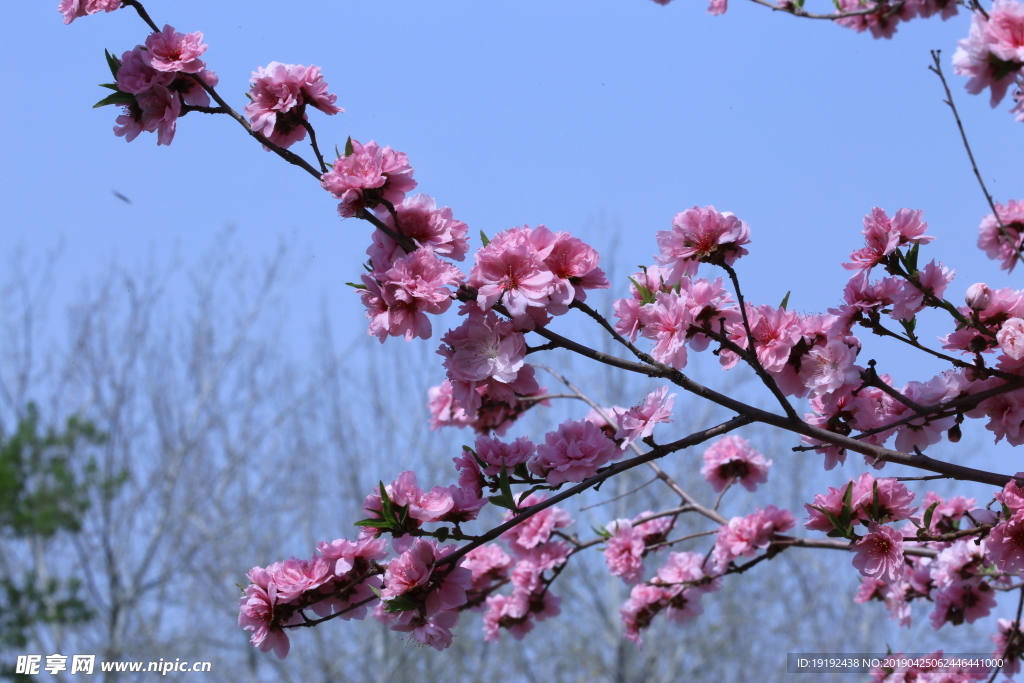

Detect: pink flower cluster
[804, 473, 917, 533]
[603, 512, 675, 583]
[620, 550, 720, 647]
[612, 386, 675, 449]
[321, 139, 417, 218]
[466, 225, 609, 329]
[238, 535, 387, 659]
[110, 28, 218, 146]
[483, 497, 573, 641]
[699, 435, 772, 492]
[977, 199, 1024, 272]
[438, 310, 540, 414]
[528, 418, 621, 486]
[953, 0, 1024, 108]
[655, 205, 750, 281]
[244, 62, 342, 149]
[427, 377, 550, 436]
[58, 0, 119, 24]
[712, 505, 794, 571]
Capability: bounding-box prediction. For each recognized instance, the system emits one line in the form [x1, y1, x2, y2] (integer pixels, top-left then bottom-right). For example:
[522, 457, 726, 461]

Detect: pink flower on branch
[321, 140, 416, 217]
[142, 25, 208, 73]
[613, 386, 675, 449]
[700, 435, 772, 493]
[245, 62, 342, 149]
[58, 0, 120, 24]
[851, 522, 905, 583]
[528, 419, 621, 486]
[655, 205, 750, 282]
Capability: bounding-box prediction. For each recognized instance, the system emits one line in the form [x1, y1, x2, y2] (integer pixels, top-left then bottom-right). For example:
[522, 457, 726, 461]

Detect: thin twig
[929, 49, 1024, 269]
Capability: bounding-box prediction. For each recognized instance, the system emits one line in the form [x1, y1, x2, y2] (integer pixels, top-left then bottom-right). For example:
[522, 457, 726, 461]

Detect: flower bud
[965, 283, 992, 311]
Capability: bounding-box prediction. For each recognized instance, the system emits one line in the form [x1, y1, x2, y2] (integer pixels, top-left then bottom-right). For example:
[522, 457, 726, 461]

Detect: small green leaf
[808, 504, 849, 538]
[383, 595, 420, 613]
[344, 136, 354, 157]
[93, 91, 136, 109]
[479, 230, 490, 247]
[98, 83, 120, 91]
[379, 482, 395, 523]
[498, 466, 516, 512]
[592, 525, 611, 540]
[779, 291, 791, 311]
[368, 584, 383, 598]
[354, 518, 394, 529]
[345, 282, 368, 290]
[104, 49, 121, 79]
[627, 277, 655, 305]
[921, 501, 940, 534]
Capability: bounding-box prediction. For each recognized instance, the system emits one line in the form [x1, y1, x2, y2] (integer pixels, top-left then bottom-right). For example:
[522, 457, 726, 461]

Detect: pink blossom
[725, 303, 801, 373]
[953, 1, 1024, 106]
[427, 379, 473, 430]
[843, 207, 931, 271]
[655, 551, 719, 594]
[238, 584, 293, 659]
[798, 338, 860, 397]
[993, 618, 1024, 674]
[637, 291, 693, 369]
[142, 25, 207, 73]
[462, 544, 513, 594]
[632, 511, 675, 546]
[655, 205, 750, 282]
[851, 522, 905, 583]
[890, 260, 954, 321]
[700, 435, 772, 493]
[467, 226, 557, 319]
[529, 419, 620, 486]
[713, 506, 793, 571]
[930, 539, 989, 589]
[473, 435, 536, 476]
[834, 0, 903, 39]
[930, 581, 996, 628]
[604, 519, 647, 584]
[360, 248, 463, 342]
[115, 47, 174, 95]
[612, 386, 675, 449]
[997, 477, 1024, 511]
[136, 84, 181, 146]
[388, 609, 459, 650]
[438, 310, 539, 413]
[381, 538, 471, 615]
[998, 317, 1024, 359]
[58, 0, 120, 24]
[966, 282, 993, 310]
[386, 471, 455, 524]
[620, 584, 668, 647]
[316, 536, 388, 577]
[708, 0, 728, 13]
[541, 231, 610, 312]
[987, 508, 1024, 572]
[262, 556, 332, 603]
[368, 194, 469, 268]
[244, 62, 342, 149]
[501, 495, 572, 553]
[321, 140, 416, 218]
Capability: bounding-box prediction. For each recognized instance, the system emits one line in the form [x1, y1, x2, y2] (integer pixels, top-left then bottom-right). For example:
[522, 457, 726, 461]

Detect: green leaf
[345, 282, 368, 290]
[344, 136, 354, 157]
[479, 230, 490, 247]
[104, 49, 121, 79]
[378, 482, 395, 523]
[921, 501, 940, 535]
[498, 465, 516, 512]
[93, 91, 136, 109]
[628, 277, 655, 305]
[592, 524, 611, 540]
[779, 291, 791, 311]
[904, 243, 920, 275]
[808, 504, 849, 538]
[98, 83, 120, 91]
[354, 518, 394, 529]
[383, 595, 420, 613]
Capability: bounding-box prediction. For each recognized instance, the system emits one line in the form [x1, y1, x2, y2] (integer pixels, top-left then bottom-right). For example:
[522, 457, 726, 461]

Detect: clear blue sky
[3, 0, 1019, 381]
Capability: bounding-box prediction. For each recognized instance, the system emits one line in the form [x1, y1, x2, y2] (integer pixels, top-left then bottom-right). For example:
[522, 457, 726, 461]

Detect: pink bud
[965, 283, 991, 310]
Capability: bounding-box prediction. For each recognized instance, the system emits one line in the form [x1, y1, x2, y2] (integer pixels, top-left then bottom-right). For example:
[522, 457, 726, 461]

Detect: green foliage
[0, 403, 123, 679]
